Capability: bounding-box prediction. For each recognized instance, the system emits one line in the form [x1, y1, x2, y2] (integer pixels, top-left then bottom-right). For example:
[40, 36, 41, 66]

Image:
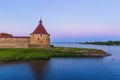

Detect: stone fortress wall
[0, 34, 50, 48]
[0, 37, 30, 48]
[0, 19, 50, 48]
[0, 33, 50, 48]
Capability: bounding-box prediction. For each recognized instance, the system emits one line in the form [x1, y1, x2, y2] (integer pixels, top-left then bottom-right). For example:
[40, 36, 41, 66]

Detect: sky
[0, 0, 120, 42]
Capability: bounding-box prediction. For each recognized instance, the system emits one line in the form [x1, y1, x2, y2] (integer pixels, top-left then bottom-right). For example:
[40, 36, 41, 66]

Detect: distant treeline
[82, 41, 120, 45]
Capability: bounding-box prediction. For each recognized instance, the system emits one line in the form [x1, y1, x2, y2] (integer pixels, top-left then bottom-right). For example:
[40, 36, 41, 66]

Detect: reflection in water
[28, 60, 49, 80]
[0, 43, 120, 80]
[0, 60, 49, 80]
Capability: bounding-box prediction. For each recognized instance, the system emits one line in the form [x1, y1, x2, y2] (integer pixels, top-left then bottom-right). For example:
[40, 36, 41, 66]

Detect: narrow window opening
[40, 34, 42, 37]
[41, 41, 43, 44]
[38, 38, 39, 40]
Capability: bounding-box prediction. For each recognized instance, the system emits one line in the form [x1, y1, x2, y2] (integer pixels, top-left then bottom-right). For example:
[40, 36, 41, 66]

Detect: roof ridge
[31, 19, 49, 34]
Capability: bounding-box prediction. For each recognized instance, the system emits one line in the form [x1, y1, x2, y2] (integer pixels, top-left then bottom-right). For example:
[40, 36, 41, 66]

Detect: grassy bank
[0, 47, 111, 61]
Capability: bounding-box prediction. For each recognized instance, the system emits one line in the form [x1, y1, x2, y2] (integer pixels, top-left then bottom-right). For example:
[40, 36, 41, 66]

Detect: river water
[0, 42, 120, 80]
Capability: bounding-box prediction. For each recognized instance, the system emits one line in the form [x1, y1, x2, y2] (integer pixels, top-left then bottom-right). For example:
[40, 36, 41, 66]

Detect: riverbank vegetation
[0, 47, 111, 61]
[81, 41, 120, 45]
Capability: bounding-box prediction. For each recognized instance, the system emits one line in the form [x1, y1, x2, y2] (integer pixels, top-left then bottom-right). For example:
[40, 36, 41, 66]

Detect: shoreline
[0, 47, 111, 62]
[81, 41, 120, 46]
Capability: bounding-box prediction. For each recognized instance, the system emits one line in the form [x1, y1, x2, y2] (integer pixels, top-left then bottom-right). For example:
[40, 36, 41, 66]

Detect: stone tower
[30, 19, 50, 48]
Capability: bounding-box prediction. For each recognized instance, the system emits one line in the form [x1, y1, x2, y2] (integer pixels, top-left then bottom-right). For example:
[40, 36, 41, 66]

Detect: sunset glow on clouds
[49, 25, 120, 42]
[50, 24, 120, 36]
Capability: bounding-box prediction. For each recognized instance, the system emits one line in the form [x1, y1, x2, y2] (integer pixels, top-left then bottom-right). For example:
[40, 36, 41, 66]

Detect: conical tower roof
[31, 19, 49, 34]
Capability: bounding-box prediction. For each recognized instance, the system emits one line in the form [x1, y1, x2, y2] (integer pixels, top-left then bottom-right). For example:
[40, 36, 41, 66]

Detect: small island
[0, 20, 111, 62]
[81, 41, 120, 45]
[0, 47, 111, 62]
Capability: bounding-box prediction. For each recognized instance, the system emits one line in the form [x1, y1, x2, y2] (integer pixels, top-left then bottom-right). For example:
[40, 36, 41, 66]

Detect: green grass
[0, 47, 109, 62]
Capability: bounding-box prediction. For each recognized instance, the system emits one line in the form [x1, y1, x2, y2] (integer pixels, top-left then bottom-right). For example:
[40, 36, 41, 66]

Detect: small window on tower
[38, 38, 39, 40]
[41, 41, 43, 44]
[40, 34, 42, 37]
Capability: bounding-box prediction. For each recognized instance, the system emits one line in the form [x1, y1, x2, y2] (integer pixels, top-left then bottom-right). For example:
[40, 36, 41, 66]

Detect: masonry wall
[0, 38, 30, 48]
[30, 34, 50, 48]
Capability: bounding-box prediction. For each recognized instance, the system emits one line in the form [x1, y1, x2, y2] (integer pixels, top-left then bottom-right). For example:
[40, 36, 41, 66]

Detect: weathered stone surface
[0, 38, 30, 48]
[30, 34, 50, 48]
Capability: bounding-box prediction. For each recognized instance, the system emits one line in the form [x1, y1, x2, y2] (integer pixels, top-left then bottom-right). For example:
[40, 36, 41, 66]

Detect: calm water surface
[0, 42, 120, 80]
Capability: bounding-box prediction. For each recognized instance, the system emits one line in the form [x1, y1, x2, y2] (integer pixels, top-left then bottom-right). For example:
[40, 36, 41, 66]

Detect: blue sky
[0, 0, 120, 42]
